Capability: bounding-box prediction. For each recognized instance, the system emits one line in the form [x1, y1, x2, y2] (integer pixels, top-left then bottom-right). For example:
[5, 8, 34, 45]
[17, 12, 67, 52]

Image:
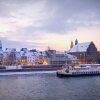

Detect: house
[0, 50, 3, 65]
[20, 50, 42, 65]
[68, 42, 98, 64]
[20, 49, 28, 65]
[25, 51, 36, 66]
[3, 48, 20, 65]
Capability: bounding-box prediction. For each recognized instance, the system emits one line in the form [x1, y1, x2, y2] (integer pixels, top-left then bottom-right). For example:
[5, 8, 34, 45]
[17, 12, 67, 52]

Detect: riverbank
[0, 65, 62, 73]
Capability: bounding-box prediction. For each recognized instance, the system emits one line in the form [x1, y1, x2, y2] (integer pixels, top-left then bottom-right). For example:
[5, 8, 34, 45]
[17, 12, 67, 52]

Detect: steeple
[47, 46, 50, 51]
[75, 39, 78, 45]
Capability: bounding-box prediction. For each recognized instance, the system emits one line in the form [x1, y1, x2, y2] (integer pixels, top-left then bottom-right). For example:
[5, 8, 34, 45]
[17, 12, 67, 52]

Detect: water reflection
[0, 73, 100, 100]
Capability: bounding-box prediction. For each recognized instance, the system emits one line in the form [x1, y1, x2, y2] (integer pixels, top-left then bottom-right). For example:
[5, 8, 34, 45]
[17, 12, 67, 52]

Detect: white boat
[57, 64, 100, 77]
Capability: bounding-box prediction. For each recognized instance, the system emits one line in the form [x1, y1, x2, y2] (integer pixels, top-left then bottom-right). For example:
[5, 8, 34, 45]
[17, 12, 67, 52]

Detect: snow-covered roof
[5, 48, 16, 52]
[56, 51, 65, 55]
[15, 52, 21, 58]
[69, 42, 91, 52]
[67, 54, 77, 60]
[42, 52, 47, 57]
[25, 52, 32, 56]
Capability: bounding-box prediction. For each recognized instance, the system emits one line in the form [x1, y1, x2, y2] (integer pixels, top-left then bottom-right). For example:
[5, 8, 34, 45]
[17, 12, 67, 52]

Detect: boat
[57, 63, 100, 77]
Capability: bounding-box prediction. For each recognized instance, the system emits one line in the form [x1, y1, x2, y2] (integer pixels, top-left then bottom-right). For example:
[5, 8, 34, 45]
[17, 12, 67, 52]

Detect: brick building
[68, 42, 98, 64]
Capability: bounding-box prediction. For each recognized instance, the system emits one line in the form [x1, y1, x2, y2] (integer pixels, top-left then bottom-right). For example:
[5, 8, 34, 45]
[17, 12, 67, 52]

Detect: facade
[0, 50, 3, 65]
[46, 50, 78, 65]
[69, 42, 98, 64]
[20, 50, 42, 65]
[21, 56, 27, 65]
[97, 51, 100, 63]
[3, 48, 21, 65]
[20, 50, 28, 65]
[26, 52, 35, 65]
[0, 41, 3, 65]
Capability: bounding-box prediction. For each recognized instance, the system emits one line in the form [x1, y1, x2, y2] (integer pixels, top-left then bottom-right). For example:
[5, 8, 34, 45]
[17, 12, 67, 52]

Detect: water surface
[0, 72, 100, 100]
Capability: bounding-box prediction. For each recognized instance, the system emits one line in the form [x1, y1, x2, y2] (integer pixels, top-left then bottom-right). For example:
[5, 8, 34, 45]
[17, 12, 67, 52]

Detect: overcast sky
[0, 0, 100, 51]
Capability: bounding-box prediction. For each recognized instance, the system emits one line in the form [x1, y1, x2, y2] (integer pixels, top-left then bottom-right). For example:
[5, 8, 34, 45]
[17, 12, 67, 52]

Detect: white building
[25, 51, 35, 65]
[20, 50, 41, 65]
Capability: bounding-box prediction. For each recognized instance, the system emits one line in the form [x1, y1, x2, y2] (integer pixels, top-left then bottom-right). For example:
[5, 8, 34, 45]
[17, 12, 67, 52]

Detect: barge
[57, 64, 100, 77]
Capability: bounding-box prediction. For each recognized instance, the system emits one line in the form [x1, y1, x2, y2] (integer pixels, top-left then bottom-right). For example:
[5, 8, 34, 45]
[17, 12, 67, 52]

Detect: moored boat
[57, 64, 100, 77]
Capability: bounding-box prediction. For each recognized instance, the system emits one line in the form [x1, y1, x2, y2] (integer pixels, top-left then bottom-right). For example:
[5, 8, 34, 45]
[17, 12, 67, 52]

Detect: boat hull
[57, 72, 100, 77]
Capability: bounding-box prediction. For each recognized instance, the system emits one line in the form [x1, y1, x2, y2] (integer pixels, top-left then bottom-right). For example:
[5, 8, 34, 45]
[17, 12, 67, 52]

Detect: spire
[0, 40, 2, 49]
[75, 39, 78, 45]
[70, 41, 73, 49]
[47, 46, 50, 51]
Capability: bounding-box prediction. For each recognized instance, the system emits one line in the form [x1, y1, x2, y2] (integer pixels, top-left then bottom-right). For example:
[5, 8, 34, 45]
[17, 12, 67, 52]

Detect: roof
[67, 54, 77, 60]
[5, 48, 16, 52]
[56, 51, 65, 55]
[69, 42, 91, 52]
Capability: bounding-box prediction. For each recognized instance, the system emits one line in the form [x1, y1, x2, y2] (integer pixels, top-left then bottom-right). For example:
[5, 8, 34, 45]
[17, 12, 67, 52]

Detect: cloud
[0, 0, 100, 50]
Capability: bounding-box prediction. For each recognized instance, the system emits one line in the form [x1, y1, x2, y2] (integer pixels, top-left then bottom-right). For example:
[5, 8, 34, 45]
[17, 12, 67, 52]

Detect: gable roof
[69, 42, 91, 52]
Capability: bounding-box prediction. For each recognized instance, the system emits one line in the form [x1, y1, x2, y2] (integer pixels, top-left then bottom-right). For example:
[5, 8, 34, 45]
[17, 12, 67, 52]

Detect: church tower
[75, 39, 78, 45]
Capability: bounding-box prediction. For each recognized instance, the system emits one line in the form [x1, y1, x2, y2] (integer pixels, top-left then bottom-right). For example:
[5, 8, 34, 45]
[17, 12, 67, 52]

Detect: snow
[69, 42, 91, 52]
[56, 51, 65, 55]
[6, 66, 22, 70]
[67, 54, 77, 59]
[5, 48, 16, 52]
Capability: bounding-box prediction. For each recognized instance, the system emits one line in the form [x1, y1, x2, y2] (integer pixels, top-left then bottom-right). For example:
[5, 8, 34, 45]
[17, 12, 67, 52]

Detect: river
[0, 72, 100, 100]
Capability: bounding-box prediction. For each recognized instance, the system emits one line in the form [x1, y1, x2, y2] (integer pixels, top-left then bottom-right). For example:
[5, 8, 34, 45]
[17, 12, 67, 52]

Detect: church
[68, 39, 98, 64]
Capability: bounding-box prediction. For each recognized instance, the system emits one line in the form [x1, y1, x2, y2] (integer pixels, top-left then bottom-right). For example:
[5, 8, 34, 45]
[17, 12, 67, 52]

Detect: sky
[0, 0, 100, 51]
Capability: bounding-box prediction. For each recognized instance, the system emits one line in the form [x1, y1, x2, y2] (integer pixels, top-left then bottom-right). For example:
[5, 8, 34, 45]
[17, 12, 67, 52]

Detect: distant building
[0, 40, 2, 50]
[0, 50, 3, 65]
[26, 52, 35, 65]
[20, 50, 43, 65]
[97, 51, 100, 63]
[45, 50, 56, 58]
[0, 41, 3, 65]
[68, 42, 98, 64]
[3, 48, 20, 65]
[20, 48, 28, 52]
[46, 50, 78, 66]
[20, 50, 27, 65]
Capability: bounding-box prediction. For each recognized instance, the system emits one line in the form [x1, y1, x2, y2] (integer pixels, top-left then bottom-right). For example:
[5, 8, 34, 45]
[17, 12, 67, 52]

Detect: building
[20, 49, 42, 65]
[68, 42, 98, 64]
[3, 48, 20, 65]
[0, 40, 3, 65]
[25, 51, 35, 66]
[97, 51, 100, 63]
[20, 50, 27, 65]
[46, 50, 78, 66]
[0, 50, 3, 65]
[0, 40, 2, 49]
